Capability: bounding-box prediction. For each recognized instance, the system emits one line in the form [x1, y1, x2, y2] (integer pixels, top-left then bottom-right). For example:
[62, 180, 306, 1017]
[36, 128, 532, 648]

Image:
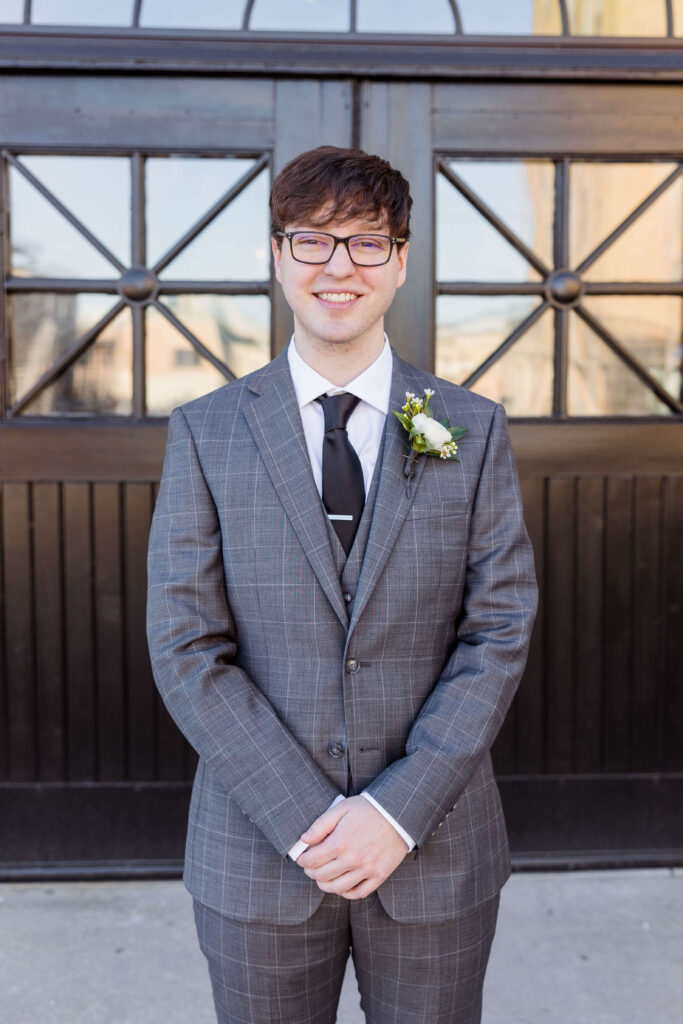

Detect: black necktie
[316, 392, 365, 555]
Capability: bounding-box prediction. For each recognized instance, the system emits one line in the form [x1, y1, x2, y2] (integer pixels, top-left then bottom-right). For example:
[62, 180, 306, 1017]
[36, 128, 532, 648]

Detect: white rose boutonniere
[393, 389, 467, 460]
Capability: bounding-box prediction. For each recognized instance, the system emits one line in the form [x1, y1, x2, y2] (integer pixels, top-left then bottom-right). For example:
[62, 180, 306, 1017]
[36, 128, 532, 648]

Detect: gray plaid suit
[146, 343, 537, 931]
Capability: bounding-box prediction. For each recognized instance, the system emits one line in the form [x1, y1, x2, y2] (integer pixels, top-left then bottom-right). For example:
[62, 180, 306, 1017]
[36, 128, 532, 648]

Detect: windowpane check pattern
[3, 152, 271, 418]
[2, 1, 679, 37]
[436, 157, 683, 417]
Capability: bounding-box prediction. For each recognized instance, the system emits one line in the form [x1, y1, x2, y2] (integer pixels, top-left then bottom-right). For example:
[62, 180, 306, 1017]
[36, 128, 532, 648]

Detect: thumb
[300, 801, 347, 844]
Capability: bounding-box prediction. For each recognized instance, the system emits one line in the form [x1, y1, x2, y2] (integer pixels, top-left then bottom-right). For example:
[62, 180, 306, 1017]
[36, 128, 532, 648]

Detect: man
[147, 145, 537, 1023]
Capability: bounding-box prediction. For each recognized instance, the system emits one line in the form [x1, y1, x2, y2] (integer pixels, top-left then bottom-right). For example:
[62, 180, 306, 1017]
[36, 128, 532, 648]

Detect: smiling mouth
[315, 292, 360, 305]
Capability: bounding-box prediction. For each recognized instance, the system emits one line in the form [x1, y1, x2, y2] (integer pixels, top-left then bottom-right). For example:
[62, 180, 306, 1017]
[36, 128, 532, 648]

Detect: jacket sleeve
[362, 402, 538, 849]
[146, 406, 340, 858]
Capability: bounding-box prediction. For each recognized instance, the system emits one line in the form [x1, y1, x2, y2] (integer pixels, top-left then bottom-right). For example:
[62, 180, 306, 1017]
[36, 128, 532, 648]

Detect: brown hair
[270, 145, 412, 247]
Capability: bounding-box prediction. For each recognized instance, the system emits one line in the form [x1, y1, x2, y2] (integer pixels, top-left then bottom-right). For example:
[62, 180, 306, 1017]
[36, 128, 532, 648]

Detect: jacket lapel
[347, 350, 428, 638]
[242, 348, 348, 628]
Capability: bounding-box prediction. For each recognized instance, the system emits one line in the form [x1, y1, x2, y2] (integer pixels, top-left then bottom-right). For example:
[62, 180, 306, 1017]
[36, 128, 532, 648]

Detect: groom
[147, 145, 537, 1023]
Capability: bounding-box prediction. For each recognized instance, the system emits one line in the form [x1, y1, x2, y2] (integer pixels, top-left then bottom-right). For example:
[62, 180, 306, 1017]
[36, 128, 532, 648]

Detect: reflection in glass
[674, 0, 683, 36]
[570, 162, 679, 273]
[158, 170, 269, 281]
[11, 296, 132, 415]
[437, 172, 542, 282]
[436, 295, 548, 397]
[146, 297, 270, 415]
[580, 175, 683, 283]
[445, 160, 554, 269]
[465, 309, 553, 416]
[568, 314, 673, 416]
[20, 156, 130, 267]
[357, 0, 454, 34]
[458, 0, 561, 35]
[565, 0, 667, 36]
[140, 0, 243, 29]
[0, 0, 24, 23]
[32, 0, 133, 25]
[581, 296, 682, 406]
[10, 165, 118, 278]
[249, 0, 349, 31]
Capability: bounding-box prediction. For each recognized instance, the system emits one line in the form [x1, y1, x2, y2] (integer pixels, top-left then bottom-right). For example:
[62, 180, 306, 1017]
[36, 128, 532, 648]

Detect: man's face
[271, 210, 409, 350]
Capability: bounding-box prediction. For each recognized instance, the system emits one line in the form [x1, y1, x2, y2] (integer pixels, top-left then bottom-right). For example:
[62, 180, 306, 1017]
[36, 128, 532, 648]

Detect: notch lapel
[242, 349, 348, 628]
[347, 350, 428, 638]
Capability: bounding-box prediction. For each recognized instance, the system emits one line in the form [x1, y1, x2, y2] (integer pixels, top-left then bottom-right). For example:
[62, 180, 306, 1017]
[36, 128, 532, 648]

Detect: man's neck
[292, 333, 386, 386]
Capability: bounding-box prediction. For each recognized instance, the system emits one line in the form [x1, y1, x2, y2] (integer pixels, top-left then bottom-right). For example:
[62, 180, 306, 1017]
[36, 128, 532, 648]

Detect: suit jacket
[146, 344, 538, 925]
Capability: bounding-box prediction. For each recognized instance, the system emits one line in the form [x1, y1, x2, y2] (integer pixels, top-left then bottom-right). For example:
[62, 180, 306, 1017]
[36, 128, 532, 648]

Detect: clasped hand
[295, 795, 409, 900]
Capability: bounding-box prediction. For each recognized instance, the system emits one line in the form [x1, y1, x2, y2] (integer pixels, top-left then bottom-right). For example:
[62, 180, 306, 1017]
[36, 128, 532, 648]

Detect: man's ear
[396, 241, 409, 288]
[271, 236, 282, 283]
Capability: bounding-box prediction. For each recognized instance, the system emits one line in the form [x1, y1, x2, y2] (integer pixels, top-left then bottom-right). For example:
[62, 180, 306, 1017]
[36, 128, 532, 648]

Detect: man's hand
[295, 795, 409, 900]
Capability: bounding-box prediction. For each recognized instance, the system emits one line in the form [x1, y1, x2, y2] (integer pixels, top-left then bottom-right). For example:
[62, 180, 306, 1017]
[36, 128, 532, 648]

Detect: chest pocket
[407, 498, 470, 520]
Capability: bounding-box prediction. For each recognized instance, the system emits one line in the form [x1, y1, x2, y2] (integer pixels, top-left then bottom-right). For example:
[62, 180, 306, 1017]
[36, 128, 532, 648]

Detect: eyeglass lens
[291, 232, 392, 265]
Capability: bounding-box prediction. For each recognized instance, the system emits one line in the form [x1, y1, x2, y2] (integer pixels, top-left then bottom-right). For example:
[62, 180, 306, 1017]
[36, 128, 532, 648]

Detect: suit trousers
[192, 887, 500, 1024]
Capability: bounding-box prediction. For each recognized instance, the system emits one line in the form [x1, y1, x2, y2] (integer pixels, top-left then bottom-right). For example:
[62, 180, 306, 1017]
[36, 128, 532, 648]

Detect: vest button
[327, 742, 344, 758]
[343, 592, 353, 603]
[345, 658, 359, 673]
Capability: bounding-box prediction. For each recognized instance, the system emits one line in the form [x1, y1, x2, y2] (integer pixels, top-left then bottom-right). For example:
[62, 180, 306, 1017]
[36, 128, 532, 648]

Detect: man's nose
[325, 240, 356, 274]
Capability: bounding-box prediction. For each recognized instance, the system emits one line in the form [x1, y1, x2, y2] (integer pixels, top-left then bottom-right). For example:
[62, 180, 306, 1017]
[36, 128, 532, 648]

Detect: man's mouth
[314, 291, 360, 307]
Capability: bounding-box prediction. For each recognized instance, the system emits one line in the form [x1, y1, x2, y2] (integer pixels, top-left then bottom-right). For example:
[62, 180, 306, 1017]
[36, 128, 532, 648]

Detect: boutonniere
[393, 389, 468, 460]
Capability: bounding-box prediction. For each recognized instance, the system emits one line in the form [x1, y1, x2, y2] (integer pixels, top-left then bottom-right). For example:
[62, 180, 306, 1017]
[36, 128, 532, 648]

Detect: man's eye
[298, 236, 325, 246]
[355, 238, 383, 249]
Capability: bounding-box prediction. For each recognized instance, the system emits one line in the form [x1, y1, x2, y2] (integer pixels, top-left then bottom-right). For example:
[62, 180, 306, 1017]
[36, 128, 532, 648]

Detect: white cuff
[359, 791, 415, 851]
[288, 793, 346, 862]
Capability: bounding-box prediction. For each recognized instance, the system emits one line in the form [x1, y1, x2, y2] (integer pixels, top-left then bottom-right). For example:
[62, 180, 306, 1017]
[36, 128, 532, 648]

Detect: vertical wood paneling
[632, 476, 663, 770]
[0, 487, 6, 780]
[574, 477, 604, 773]
[2, 484, 35, 780]
[546, 478, 575, 773]
[32, 483, 64, 780]
[62, 483, 96, 780]
[515, 476, 546, 774]
[603, 477, 633, 772]
[124, 482, 155, 780]
[662, 476, 683, 771]
[93, 483, 125, 780]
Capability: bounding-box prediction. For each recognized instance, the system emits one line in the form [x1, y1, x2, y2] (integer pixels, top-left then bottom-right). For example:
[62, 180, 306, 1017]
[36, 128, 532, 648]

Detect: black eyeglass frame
[275, 230, 408, 266]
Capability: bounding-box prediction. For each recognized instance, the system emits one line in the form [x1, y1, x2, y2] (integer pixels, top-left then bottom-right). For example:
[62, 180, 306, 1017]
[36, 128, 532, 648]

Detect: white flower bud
[411, 413, 452, 450]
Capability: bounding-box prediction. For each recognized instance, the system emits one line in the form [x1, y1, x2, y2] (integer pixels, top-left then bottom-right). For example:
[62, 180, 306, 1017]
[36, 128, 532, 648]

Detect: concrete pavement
[1, 869, 681, 1023]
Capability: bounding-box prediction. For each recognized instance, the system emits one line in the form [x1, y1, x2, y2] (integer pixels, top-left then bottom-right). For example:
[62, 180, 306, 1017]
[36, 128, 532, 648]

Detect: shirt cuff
[359, 791, 416, 851]
[288, 793, 346, 862]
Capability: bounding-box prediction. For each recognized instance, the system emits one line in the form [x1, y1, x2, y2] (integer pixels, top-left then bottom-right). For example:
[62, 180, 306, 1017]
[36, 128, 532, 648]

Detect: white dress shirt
[285, 335, 416, 862]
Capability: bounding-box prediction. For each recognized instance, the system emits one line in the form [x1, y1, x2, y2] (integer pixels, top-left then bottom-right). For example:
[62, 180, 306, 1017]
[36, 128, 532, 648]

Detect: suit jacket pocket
[408, 498, 470, 520]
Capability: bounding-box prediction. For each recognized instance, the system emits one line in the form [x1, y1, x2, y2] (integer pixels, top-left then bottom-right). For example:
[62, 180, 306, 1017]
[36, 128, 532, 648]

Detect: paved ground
[0, 869, 681, 1023]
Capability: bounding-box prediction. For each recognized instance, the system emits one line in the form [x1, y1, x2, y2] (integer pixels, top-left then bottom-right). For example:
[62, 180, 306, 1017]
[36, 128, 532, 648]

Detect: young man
[147, 146, 537, 1023]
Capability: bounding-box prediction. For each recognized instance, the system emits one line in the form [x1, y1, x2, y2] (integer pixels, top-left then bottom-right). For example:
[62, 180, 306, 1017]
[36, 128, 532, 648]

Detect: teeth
[317, 292, 358, 303]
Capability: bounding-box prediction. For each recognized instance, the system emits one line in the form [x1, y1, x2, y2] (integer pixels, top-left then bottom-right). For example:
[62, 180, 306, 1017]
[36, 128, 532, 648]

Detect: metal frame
[436, 155, 683, 416]
[3, 149, 271, 418]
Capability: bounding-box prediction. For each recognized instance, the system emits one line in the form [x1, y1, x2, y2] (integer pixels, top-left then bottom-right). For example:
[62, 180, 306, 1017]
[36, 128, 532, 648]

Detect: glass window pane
[444, 159, 554, 270]
[437, 172, 542, 282]
[159, 294, 270, 380]
[568, 311, 674, 415]
[436, 295, 543, 383]
[11, 295, 132, 415]
[147, 158, 268, 280]
[157, 170, 269, 282]
[20, 156, 130, 268]
[570, 162, 680, 274]
[458, 0, 562, 35]
[358, 0, 455, 33]
[580, 174, 683, 283]
[0, 0, 24, 23]
[140, 0, 243, 28]
[674, 0, 683, 35]
[465, 310, 554, 416]
[32, 0, 133, 25]
[10, 165, 118, 279]
[566, 0, 667, 36]
[581, 296, 681, 407]
[249, 0, 349, 32]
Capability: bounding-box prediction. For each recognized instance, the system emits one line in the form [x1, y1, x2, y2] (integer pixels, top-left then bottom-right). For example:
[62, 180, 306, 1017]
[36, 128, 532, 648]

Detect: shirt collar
[287, 334, 392, 415]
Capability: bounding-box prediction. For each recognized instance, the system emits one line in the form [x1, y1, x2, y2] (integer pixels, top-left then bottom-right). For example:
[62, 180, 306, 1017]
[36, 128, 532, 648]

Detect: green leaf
[449, 426, 468, 441]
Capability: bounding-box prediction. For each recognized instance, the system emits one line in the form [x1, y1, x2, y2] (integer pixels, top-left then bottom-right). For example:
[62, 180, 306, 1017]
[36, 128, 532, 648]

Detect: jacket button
[343, 592, 353, 603]
[345, 658, 359, 673]
[327, 742, 344, 758]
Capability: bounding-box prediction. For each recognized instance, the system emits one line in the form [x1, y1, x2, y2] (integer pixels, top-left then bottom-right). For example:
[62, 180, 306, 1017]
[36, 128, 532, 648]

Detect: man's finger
[300, 801, 347, 844]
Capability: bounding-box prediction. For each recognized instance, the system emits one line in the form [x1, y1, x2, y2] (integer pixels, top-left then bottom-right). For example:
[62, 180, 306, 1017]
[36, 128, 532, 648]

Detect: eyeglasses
[275, 230, 407, 267]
